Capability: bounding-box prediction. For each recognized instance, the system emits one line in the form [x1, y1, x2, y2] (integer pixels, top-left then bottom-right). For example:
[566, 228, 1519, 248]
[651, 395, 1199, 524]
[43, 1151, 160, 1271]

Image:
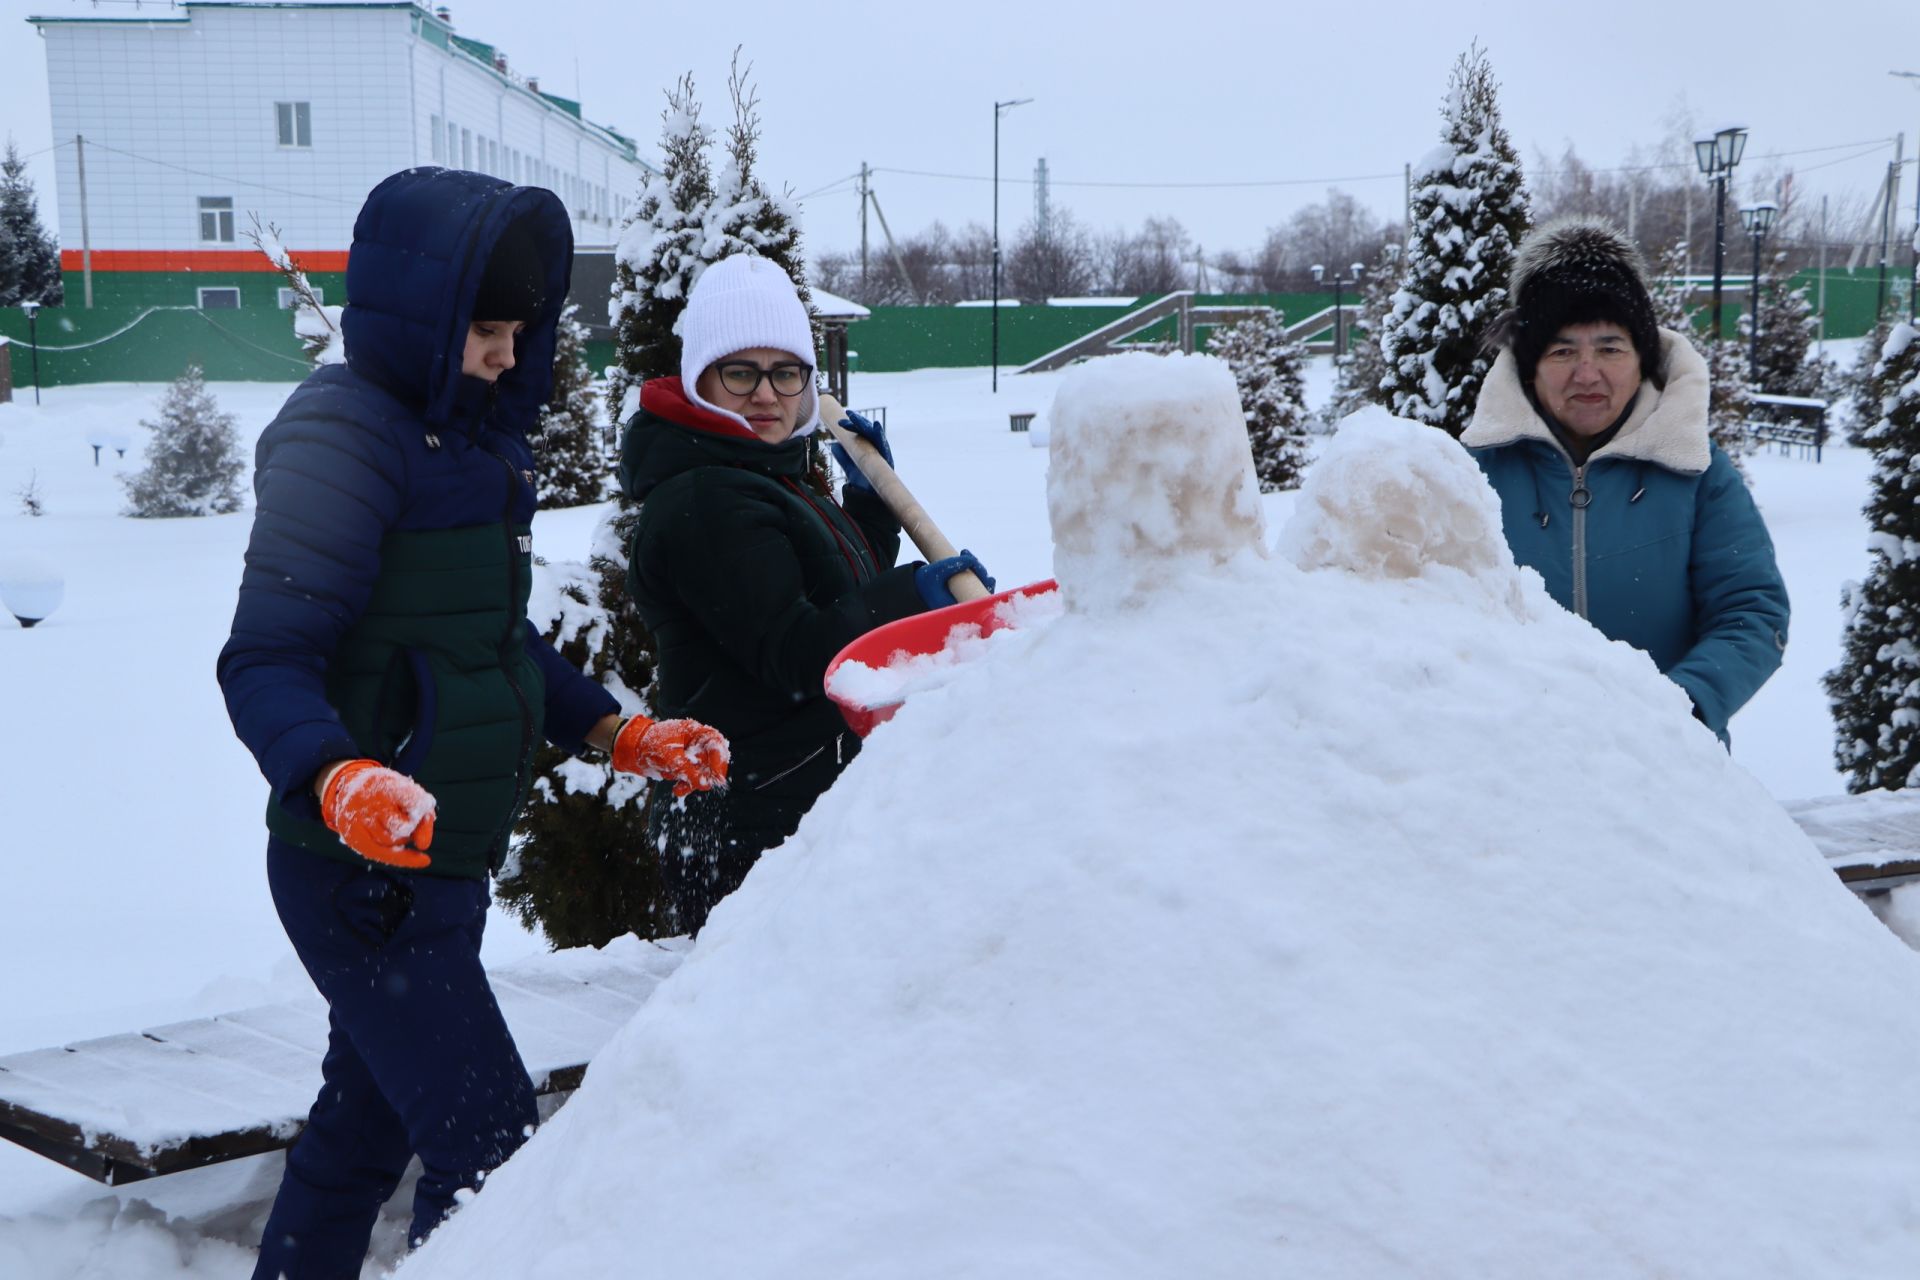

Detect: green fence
[0, 303, 313, 387]
[1, 273, 1907, 391]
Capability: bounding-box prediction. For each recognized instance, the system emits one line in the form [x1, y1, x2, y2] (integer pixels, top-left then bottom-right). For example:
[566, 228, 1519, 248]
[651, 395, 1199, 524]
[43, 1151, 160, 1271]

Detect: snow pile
[399, 402, 1920, 1278]
[1046, 351, 1265, 610]
[1281, 406, 1528, 614]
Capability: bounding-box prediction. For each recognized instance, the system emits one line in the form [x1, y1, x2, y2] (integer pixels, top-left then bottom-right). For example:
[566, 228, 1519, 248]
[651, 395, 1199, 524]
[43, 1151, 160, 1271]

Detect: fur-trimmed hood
[1461, 328, 1710, 475]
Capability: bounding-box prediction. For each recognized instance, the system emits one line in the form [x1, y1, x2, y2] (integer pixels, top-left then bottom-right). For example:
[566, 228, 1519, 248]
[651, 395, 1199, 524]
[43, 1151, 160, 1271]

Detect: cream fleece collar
[1460, 328, 1711, 474]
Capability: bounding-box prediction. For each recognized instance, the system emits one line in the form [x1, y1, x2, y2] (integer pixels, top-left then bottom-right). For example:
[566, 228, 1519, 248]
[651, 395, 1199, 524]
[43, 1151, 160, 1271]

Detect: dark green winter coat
[619, 377, 926, 921]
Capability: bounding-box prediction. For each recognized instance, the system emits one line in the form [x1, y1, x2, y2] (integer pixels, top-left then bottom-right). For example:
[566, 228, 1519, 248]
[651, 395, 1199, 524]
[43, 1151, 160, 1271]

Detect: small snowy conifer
[530, 304, 608, 507]
[1379, 46, 1531, 439]
[1206, 309, 1311, 491]
[122, 366, 245, 517]
[1649, 239, 1754, 469]
[1330, 244, 1407, 422]
[1742, 250, 1827, 399]
[1842, 317, 1896, 445]
[1825, 322, 1920, 792]
[16, 470, 44, 517]
[0, 140, 62, 307]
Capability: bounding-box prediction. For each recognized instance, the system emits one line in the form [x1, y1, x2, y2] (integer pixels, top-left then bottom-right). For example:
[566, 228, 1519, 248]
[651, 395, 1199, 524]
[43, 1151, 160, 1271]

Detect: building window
[277, 286, 323, 310]
[488, 139, 499, 174]
[461, 128, 471, 169]
[197, 287, 242, 310]
[431, 114, 443, 161]
[198, 196, 234, 243]
[447, 121, 458, 165]
[275, 102, 312, 148]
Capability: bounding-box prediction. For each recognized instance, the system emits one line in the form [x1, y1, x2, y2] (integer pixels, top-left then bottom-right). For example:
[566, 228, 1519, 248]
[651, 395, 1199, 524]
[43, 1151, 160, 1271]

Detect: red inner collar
[640, 376, 760, 441]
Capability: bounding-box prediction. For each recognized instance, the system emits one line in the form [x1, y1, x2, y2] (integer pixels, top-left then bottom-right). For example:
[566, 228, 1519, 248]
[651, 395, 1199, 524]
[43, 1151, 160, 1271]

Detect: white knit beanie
[677, 254, 820, 437]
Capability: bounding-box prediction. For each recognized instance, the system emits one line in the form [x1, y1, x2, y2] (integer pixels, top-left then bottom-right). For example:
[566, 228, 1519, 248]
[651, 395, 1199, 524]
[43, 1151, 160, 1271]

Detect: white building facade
[28, 0, 650, 309]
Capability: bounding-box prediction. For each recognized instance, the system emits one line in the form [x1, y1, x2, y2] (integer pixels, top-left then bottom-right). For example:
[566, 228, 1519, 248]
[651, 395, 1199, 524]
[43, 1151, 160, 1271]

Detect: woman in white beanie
[618, 252, 992, 935]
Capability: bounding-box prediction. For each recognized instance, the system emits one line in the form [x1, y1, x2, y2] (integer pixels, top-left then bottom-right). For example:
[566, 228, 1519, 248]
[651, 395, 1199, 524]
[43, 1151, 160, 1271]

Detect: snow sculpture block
[1046, 352, 1265, 609]
[1280, 407, 1526, 612]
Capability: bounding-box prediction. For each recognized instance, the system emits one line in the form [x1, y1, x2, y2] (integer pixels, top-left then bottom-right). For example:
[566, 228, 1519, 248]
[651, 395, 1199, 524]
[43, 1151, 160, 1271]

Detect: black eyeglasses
[715, 361, 813, 397]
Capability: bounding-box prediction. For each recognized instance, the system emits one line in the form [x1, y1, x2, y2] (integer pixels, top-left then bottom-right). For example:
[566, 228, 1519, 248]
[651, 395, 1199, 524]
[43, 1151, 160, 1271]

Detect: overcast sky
[3, 0, 1918, 263]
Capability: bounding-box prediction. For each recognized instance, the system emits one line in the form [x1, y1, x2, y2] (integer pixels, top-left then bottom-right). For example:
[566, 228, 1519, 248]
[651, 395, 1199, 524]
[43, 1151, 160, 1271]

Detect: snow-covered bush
[1206, 309, 1310, 491]
[1378, 45, 1531, 439]
[1826, 322, 1920, 791]
[121, 366, 245, 518]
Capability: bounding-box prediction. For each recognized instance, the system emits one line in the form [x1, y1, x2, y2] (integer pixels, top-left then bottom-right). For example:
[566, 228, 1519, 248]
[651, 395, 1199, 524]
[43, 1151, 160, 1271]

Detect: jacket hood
[619, 375, 812, 504]
[1461, 328, 1711, 474]
[341, 166, 572, 430]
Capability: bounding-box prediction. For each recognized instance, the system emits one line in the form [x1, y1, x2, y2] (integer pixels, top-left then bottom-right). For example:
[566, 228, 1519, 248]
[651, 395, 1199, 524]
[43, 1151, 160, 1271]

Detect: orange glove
[612, 716, 730, 798]
[319, 760, 437, 869]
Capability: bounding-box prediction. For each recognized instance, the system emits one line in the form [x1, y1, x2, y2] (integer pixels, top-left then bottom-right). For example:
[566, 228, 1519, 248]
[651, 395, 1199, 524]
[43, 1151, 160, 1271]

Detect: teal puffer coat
[1462, 330, 1789, 742]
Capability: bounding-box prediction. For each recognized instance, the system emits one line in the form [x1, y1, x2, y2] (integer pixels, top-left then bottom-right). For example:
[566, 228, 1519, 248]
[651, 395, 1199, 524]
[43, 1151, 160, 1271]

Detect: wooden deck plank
[0, 938, 689, 1184]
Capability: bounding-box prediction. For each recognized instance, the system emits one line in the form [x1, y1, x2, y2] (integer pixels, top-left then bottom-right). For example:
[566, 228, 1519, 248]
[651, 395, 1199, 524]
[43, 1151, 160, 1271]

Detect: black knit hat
[1492, 216, 1665, 388]
[472, 216, 549, 322]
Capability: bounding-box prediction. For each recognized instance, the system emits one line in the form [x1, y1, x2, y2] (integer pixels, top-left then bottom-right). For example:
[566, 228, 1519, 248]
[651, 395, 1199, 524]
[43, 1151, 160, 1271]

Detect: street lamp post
[991, 96, 1032, 394]
[1693, 124, 1748, 342]
[1310, 262, 1364, 357]
[1740, 201, 1778, 384]
[19, 301, 41, 406]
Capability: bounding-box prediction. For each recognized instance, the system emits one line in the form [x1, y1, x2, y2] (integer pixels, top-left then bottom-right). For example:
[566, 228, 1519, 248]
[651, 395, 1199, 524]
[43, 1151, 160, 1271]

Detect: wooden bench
[1746, 393, 1830, 462]
[3, 791, 1916, 1187]
[0, 937, 687, 1185]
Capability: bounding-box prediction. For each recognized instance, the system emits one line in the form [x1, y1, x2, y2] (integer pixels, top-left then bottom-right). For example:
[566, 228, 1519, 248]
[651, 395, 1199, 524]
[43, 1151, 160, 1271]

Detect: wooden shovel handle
[819, 393, 990, 603]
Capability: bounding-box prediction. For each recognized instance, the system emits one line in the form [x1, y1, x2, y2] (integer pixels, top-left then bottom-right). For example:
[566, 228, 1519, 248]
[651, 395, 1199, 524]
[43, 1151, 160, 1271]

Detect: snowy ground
[0, 347, 1891, 1276]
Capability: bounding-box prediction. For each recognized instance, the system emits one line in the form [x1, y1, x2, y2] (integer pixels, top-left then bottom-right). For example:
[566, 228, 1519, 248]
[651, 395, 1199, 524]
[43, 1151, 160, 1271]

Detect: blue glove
[829, 409, 894, 493]
[914, 550, 996, 609]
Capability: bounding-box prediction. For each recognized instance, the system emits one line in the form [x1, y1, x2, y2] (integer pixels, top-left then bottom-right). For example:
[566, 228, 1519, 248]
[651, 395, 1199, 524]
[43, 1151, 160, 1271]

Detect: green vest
[266, 521, 544, 879]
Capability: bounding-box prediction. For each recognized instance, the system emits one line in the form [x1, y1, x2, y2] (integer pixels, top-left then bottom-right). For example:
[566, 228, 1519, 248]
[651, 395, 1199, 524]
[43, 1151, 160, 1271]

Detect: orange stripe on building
[60, 249, 351, 273]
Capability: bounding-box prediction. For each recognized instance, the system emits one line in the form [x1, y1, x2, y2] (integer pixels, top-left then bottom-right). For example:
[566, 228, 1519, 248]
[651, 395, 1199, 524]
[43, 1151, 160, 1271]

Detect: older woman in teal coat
[1463, 217, 1788, 743]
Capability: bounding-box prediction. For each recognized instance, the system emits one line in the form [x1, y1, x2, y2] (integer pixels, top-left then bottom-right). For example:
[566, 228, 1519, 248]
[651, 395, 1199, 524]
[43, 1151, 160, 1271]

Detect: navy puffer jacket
[218, 167, 617, 876]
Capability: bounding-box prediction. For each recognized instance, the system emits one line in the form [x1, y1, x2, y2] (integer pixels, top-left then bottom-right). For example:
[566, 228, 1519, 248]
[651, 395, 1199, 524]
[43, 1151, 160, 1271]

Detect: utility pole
[859, 162, 870, 295]
[1879, 137, 1902, 321]
[1818, 195, 1828, 357]
[75, 134, 93, 309]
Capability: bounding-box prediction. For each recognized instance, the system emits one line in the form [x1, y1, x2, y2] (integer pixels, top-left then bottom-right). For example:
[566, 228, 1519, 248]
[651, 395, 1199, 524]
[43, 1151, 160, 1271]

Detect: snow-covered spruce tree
[1843, 316, 1896, 446]
[1207, 309, 1311, 490]
[1742, 250, 1827, 399]
[530, 304, 608, 507]
[1379, 45, 1531, 439]
[1330, 244, 1407, 422]
[1825, 322, 1920, 792]
[1648, 239, 1753, 470]
[0, 140, 62, 307]
[122, 366, 245, 517]
[503, 57, 824, 947]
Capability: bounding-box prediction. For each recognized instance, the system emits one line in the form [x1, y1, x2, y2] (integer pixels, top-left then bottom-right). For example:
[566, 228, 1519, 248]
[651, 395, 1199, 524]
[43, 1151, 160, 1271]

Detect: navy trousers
[252, 839, 537, 1280]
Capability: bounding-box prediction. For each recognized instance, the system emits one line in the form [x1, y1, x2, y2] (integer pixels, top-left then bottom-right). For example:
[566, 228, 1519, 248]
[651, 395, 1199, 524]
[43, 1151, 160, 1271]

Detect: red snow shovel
[825, 578, 1059, 736]
[817, 392, 1056, 736]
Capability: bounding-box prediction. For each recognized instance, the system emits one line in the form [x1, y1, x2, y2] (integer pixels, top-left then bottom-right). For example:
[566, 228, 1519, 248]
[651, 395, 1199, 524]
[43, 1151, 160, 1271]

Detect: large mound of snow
[401, 392, 1920, 1278]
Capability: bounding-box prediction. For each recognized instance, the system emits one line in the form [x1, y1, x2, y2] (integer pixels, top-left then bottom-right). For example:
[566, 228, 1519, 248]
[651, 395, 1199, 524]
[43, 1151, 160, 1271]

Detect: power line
[82, 139, 360, 205]
[857, 138, 1900, 195]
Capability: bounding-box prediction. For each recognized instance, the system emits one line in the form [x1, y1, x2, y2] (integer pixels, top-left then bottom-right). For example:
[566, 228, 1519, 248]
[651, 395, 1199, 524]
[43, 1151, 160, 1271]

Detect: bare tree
[1006, 207, 1094, 301]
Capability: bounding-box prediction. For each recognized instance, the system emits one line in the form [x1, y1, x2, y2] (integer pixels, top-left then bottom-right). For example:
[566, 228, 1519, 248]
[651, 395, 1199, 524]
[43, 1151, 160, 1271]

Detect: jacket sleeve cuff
[527, 623, 621, 753]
